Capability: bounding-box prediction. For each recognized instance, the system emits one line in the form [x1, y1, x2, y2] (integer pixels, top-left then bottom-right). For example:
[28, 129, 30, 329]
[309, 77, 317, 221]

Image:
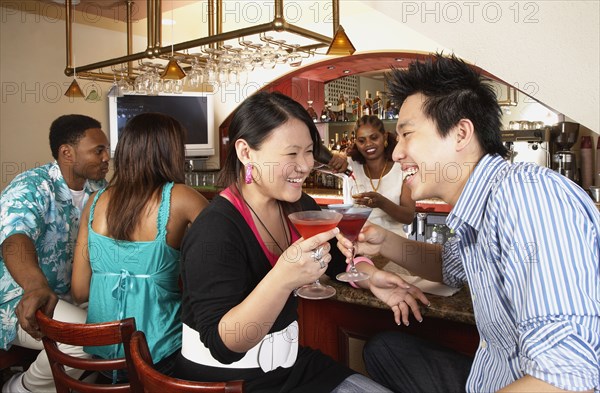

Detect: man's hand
[2, 234, 59, 339]
[368, 269, 430, 326]
[336, 223, 387, 262]
[16, 285, 58, 339]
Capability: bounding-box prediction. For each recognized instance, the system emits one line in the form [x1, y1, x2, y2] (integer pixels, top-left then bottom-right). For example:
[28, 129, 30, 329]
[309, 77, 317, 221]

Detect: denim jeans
[331, 373, 393, 393]
[363, 331, 473, 393]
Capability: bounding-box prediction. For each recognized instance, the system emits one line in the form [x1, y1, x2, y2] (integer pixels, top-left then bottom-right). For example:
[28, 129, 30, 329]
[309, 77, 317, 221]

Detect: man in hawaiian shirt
[1, 114, 109, 393]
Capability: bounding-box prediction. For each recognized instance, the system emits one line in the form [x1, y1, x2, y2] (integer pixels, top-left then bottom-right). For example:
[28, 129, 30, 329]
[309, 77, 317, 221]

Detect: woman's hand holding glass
[353, 191, 386, 209]
[273, 227, 339, 294]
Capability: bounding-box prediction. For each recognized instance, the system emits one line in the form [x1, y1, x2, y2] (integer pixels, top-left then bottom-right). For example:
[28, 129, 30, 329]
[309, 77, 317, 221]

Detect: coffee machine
[501, 127, 551, 168]
[550, 122, 579, 181]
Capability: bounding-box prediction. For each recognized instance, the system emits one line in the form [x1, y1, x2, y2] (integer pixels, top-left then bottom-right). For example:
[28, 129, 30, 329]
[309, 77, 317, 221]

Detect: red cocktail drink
[327, 206, 372, 282]
[288, 210, 342, 299]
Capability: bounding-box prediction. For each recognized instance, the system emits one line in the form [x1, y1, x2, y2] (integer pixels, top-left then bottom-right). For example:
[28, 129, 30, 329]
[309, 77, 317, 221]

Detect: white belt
[181, 321, 299, 373]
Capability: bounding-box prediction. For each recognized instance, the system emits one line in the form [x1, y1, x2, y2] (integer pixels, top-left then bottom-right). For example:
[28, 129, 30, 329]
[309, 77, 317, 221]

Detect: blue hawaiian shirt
[0, 161, 105, 349]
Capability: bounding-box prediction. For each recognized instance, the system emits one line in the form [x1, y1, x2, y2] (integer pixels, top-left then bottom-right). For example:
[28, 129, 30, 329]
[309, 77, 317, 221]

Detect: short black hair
[386, 53, 508, 158]
[49, 114, 101, 159]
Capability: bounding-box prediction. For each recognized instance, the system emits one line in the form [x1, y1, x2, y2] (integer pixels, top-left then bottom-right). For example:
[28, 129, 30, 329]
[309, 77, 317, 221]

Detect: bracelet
[347, 257, 374, 288]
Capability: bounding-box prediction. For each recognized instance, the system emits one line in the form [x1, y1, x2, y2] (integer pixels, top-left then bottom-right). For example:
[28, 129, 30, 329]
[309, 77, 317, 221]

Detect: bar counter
[193, 186, 453, 213]
[320, 275, 475, 325]
[297, 259, 480, 370]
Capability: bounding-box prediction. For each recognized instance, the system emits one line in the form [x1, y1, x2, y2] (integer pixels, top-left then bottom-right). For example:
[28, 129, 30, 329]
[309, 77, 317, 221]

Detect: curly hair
[346, 115, 396, 165]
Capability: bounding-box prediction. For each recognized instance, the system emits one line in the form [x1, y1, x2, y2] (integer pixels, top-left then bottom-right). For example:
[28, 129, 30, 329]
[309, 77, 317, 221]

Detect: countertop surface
[320, 257, 476, 325]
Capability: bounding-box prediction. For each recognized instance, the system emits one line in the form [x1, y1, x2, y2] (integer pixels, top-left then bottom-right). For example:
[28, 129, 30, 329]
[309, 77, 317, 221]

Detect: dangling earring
[245, 163, 253, 184]
[384, 140, 389, 148]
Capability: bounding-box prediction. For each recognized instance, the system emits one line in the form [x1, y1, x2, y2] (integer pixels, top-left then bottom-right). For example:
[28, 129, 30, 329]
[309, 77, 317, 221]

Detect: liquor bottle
[338, 93, 348, 121]
[314, 142, 354, 177]
[356, 96, 363, 119]
[328, 138, 335, 150]
[351, 96, 358, 121]
[340, 132, 349, 152]
[320, 106, 329, 122]
[384, 100, 393, 119]
[363, 91, 372, 115]
[372, 91, 382, 118]
[306, 100, 318, 122]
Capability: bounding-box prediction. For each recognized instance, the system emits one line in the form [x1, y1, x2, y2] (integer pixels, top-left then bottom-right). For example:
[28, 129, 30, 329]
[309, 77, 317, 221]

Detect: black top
[177, 193, 353, 392]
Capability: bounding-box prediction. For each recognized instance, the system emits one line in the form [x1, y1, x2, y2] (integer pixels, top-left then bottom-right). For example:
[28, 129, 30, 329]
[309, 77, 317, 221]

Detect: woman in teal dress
[71, 113, 208, 377]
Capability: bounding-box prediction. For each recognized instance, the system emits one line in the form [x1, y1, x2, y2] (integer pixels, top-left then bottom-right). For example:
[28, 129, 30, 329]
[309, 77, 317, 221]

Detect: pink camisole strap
[221, 186, 299, 267]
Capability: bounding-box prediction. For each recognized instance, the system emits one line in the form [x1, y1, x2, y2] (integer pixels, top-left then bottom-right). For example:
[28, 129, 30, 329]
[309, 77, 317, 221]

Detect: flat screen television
[108, 92, 215, 157]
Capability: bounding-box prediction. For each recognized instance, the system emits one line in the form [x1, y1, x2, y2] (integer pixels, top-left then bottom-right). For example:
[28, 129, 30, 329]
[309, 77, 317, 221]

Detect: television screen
[108, 92, 215, 157]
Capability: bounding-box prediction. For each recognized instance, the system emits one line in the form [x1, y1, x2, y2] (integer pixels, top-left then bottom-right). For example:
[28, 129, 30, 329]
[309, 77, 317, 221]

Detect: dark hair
[218, 91, 322, 187]
[386, 53, 508, 158]
[106, 112, 186, 240]
[49, 114, 101, 159]
[347, 115, 397, 164]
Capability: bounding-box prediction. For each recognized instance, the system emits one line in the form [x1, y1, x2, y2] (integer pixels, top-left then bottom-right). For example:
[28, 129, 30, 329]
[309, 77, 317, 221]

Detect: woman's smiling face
[250, 117, 314, 202]
[354, 125, 386, 161]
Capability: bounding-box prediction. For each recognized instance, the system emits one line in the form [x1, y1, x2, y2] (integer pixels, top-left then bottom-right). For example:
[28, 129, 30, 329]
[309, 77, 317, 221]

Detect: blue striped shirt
[443, 154, 600, 392]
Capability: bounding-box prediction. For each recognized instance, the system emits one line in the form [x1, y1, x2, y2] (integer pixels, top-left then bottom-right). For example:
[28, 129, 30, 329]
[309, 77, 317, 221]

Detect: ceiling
[38, 0, 193, 22]
[283, 51, 495, 84]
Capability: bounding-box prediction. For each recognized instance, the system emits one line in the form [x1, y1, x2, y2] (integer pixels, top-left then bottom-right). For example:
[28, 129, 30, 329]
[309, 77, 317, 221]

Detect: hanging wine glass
[288, 44, 303, 67]
[147, 63, 162, 96]
[186, 55, 204, 88]
[134, 61, 152, 94]
[117, 65, 132, 94]
[273, 40, 289, 65]
[108, 67, 123, 98]
[202, 47, 217, 84]
[173, 79, 184, 94]
[228, 48, 244, 85]
[251, 43, 264, 69]
[261, 37, 276, 69]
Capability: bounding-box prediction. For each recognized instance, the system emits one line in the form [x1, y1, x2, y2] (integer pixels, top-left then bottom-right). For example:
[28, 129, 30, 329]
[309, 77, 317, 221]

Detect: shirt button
[480, 340, 487, 349]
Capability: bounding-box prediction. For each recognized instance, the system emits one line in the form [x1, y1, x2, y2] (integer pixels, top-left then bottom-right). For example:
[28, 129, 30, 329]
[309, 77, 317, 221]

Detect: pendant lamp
[161, 58, 186, 80]
[64, 78, 84, 98]
[326, 25, 356, 56]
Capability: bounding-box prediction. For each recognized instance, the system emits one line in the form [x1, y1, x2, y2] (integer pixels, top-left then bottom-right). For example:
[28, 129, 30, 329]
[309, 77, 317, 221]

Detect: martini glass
[327, 204, 373, 282]
[288, 210, 343, 299]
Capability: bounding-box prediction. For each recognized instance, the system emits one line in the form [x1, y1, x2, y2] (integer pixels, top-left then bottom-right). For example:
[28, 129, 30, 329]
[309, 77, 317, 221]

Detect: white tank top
[349, 158, 407, 237]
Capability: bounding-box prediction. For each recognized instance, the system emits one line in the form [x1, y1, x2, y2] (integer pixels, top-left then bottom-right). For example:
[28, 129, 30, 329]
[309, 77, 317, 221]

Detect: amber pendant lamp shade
[162, 58, 186, 80]
[326, 25, 356, 56]
[64, 79, 84, 98]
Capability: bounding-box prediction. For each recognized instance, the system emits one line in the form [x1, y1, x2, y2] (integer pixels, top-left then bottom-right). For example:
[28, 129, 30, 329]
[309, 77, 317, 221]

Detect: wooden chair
[130, 331, 244, 393]
[35, 309, 142, 393]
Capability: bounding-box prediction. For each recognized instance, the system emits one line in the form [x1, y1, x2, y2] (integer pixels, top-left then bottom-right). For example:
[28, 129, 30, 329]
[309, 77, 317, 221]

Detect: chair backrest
[130, 331, 244, 393]
[35, 309, 142, 393]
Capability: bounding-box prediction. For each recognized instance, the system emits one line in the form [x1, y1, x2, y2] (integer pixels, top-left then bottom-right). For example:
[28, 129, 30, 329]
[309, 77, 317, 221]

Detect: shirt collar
[51, 161, 107, 202]
[446, 154, 508, 234]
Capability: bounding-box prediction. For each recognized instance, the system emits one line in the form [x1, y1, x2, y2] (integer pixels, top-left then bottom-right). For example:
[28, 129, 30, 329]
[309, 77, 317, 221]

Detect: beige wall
[1, 1, 598, 190]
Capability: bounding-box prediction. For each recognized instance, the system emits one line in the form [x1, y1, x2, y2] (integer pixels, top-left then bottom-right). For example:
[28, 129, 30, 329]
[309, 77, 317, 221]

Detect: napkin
[382, 261, 461, 297]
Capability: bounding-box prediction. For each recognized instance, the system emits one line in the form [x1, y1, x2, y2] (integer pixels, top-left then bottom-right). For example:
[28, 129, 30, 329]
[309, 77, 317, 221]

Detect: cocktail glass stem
[348, 243, 360, 275]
